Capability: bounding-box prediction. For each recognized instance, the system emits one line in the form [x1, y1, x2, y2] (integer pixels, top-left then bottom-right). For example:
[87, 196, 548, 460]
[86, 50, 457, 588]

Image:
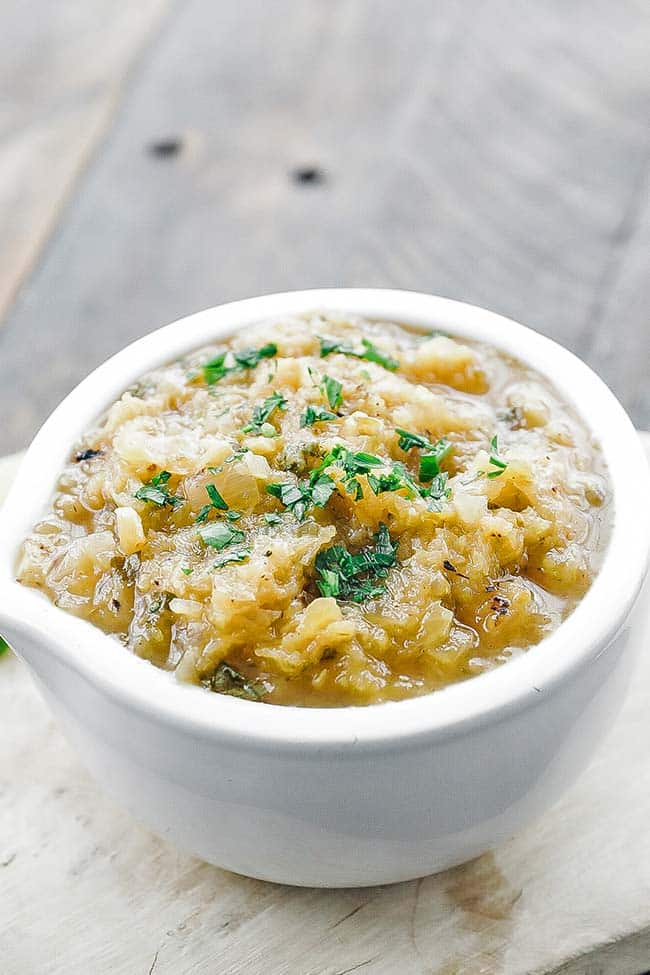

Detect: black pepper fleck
[490, 595, 510, 616]
[75, 448, 102, 462]
[443, 559, 469, 580]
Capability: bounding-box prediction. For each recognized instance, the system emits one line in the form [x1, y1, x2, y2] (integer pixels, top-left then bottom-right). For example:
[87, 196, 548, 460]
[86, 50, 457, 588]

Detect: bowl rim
[0, 288, 648, 752]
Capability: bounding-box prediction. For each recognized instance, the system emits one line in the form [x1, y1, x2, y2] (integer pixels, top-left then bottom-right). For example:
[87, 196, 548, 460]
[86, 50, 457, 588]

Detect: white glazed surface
[1, 290, 648, 887]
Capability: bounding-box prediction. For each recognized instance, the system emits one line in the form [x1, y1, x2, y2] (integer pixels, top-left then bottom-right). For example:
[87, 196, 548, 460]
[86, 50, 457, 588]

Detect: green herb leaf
[233, 343, 277, 370]
[358, 338, 399, 371]
[300, 405, 337, 427]
[487, 435, 508, 479]
[395, 428, 435, 452]
[317, 568, 341, 598]
[345, 451, 384, 472]
[207, 483, 228, 509]
[319, 336, 351, 357]
[395, 429, 453, 482]
[318, 336, 399, 371]
[205, 661, 261, 700]
[135, 485, 171, 507]
[367, 470, 406, 495]
[242, 391, 287, 433]
[310, 473, 337, 507]
[181, 567, 193, 576]
[195, 482, 229, 523]
[266, 473, 336, 521]
[197, 521, 245, 550]
[421, 472, 452, 511]
[307, 445, 388, 501]
[315, 523, 398, 603]
[266, 482, 309, 522]
[202, 343, 277, 385]
[0, 635, 10, 656]
[419, 440, 452, 482]
[321, 374, 343, 409]
[212, 548, 251, 569]
[202, 352, 230, 385]
[135, 471, 183, 508]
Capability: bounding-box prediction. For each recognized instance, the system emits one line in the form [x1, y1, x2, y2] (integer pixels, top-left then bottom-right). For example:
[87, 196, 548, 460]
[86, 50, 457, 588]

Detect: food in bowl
[17, 314, 611, 706]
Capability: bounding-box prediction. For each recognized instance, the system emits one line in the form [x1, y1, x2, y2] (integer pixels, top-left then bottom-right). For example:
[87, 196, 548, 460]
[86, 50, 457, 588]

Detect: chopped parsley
[443, 559, 469, 580]
[202, 343, 277, 385]
[418, 440, 452, 481]
[204, 661, 262, 701]
[358, 338, 399, 371]
[195, 483, 229, 523]
[242, 391, 287, 433]
[270, 437, 454, 518]
[181, 567, 193, 576]
[395, 427, 453, 487]
[396, 429, 452, 478]
[234, 344, 277, 369]
[395, 428, 436, 452]
[421, 472, 452, 511]
[197, 521, 245, 550]
[310, 445, 425, 502]
[330, 447, 384, 499]
[367, 470, 405, 495]
[0, 635, 9, 656]
[300, 405, 337, 427]
[135, 470, 183, 509]
[367, 462, 419, 498]
[223, 448, 249, 463]
[321, 374, 343, 409]
[318, 336, 399, 371]
[487, 436, 508, 479]
[202, 352, 230, 385]
[266, 473, 336, 521]
[212, 548, 251, 569]
[319, 336, 353, 357]
[315, 523, 398, 603]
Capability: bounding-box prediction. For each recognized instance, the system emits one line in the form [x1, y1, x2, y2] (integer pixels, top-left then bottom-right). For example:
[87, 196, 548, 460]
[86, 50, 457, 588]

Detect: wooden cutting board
[2, 440, 650, 975]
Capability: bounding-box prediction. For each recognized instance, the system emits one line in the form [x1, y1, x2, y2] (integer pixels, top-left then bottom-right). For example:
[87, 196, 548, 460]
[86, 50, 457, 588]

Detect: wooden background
[1, 4, 650, 973]
[0, 0, 648, 456]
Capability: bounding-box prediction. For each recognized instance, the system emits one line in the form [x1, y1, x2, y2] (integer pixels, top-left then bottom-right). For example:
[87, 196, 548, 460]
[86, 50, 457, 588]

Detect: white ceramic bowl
[1, 290, 649, 888]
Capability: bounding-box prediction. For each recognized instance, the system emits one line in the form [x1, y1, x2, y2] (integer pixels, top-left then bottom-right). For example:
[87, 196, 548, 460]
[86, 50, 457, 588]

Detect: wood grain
[1, 438, 650, 975]
[0, 0, 648, 454]
[0, 0, 169, 325]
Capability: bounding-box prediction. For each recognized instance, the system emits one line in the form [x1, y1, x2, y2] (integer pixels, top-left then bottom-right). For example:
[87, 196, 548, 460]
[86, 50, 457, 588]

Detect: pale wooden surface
[2, 439, 650, 975]
[0, 1, 169, 324]
[0, 1, 649, 455]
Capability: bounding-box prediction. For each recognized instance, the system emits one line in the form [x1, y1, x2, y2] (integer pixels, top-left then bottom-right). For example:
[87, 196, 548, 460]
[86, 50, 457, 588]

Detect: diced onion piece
[115, 506, 146, 555]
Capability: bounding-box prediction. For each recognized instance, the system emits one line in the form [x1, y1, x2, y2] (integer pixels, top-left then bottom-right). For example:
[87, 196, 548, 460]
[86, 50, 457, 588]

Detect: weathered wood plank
[1, 438, 650, 975]
[0, 0, 170, 325]
[0, 0, 649, 454]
